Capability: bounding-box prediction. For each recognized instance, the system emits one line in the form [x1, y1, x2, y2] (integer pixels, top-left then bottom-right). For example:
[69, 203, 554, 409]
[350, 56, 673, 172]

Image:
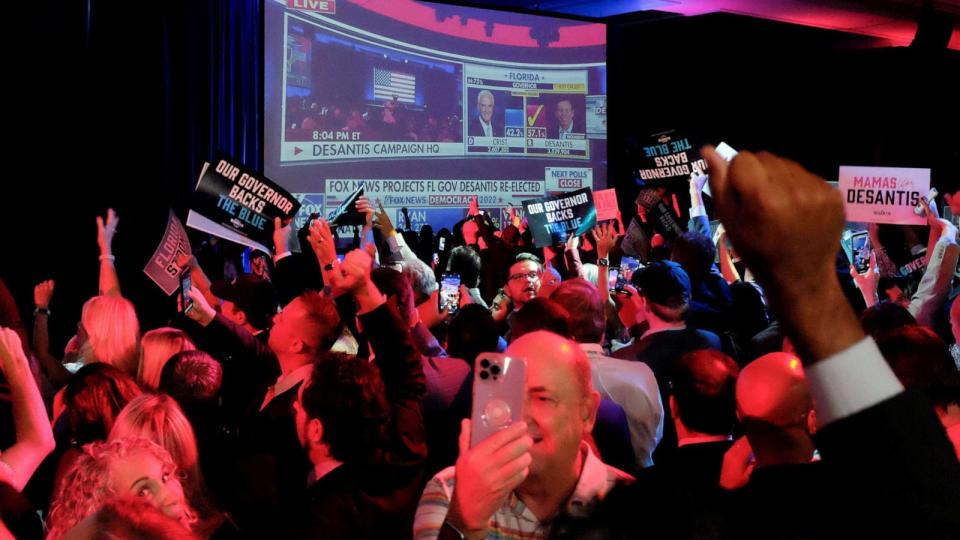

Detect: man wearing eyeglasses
[491, 254, 543, 338]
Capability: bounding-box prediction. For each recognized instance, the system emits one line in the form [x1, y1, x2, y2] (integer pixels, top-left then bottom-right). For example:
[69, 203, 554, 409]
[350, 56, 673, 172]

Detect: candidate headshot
[555, 99, 576, 139]
[468, 89, 502, 138]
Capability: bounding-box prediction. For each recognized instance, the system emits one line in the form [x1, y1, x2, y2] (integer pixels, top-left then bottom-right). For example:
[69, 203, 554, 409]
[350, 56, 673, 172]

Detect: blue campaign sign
[522, 187, 596, 247]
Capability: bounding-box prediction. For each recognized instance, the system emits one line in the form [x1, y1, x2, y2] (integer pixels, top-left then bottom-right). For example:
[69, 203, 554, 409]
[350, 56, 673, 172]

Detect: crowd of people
[0, 147, 959, 539]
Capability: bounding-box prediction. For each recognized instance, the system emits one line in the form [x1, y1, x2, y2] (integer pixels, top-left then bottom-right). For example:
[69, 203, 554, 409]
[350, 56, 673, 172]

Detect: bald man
[736, 352, 816, 468]
[724, 352, 835, 538]
[414, 331, 632, 539]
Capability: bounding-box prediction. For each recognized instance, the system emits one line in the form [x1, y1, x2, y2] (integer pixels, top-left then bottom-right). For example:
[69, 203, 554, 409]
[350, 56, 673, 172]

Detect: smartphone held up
[470, 353, 527, 448]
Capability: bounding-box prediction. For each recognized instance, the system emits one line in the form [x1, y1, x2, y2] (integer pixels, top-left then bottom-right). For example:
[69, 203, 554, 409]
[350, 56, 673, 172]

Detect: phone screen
[439, 272, 462, 316]
[620, 256, 639, 282]
[180, 273, 193, 313]
[851, 231, 870, 274]
[607, 268, 620, 290]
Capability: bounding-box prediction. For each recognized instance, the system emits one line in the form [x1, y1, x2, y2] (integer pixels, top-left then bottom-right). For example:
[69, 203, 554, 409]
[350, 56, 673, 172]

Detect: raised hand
[849, 252, 880, 307]
[34, 280, 55, 309]
[702, 145, 863, 363]
[591, 222, 619, 259]
[373, 200, 397, 238]
[307, 218, 338, 267]
[97, 208, 119, 256]
[446, 420, 532, 537]
[273, 217, 301, 255]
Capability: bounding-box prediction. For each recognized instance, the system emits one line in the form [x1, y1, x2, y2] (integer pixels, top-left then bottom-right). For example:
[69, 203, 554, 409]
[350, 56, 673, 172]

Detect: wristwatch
[597, 257, 609, 266]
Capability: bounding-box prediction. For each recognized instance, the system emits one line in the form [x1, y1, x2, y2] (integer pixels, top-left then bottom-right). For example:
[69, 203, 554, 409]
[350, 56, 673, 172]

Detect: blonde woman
[46, 438, 196, 540]
[51, 295, 142, 423]
[138, 328, 195, 391]
[109, 394, 225, 535]
[67, 207, 138, 376]
[77, 294, 141, 376]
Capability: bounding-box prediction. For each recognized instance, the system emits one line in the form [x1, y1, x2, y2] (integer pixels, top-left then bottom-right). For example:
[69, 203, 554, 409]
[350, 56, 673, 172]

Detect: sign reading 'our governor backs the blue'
[523, 187, 597, 247]
[187, 156, 300, 255]
[634, 129, 707, 186]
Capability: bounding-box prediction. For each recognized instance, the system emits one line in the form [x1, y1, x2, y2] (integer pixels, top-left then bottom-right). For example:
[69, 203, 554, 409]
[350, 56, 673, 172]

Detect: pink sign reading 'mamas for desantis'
[839, 166, 930, 225]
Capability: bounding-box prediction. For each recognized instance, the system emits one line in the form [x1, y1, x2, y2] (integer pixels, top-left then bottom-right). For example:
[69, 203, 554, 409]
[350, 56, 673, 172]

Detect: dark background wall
[3, 1, 958, 350]
[5, 1, 262, 349]
[607, 11, 960, 216]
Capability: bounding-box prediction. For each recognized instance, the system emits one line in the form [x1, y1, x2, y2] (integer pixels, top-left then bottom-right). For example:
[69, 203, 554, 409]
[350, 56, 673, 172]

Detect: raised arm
[703, 145, 960, 537]
[329, 245, 426, 461]
[867, 223, 898, 278]
[182, 286, 280, 387]
[96, 208, 121, 297]
[592, 222, 619, 306]
[850, 252, 880, 309]
[306, 217, 344, 296]
[31, 280, 69, 389]
[687, 172, 712, 237]
[272, 217, 308, 307]
[175, 252, 220, 309]
[0, 328, 55, 491]
[375, 201, 419, 264]
[563, 234, 584, 279]
[702, 148, 863, 362]
[908, 198, 959, 327]
[716, 226, 742, 284]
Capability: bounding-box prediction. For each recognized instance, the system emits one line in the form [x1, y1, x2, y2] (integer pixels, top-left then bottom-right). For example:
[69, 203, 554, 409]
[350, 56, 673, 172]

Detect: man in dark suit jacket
[286, 246, 427, 540]
[467, 90, 502, 138]
[370, 266, 472, 476]
[657, 349, 738, 488]
[184, 278, 343, 536]
[702, 146, 960, 539]
[554, 98, 576, 139]
[613, 261, 721, 464]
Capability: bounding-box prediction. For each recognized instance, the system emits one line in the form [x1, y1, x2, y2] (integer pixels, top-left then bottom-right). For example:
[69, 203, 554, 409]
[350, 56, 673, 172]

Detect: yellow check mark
[527, 105, 543, 127]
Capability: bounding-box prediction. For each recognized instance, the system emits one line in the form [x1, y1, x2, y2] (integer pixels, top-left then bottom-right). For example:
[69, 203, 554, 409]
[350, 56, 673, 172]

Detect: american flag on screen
[373, 68, 416, 103]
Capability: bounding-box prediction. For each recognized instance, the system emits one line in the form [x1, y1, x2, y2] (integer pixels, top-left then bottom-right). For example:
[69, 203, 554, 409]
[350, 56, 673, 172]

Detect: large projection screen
[265, 0, 607, 233]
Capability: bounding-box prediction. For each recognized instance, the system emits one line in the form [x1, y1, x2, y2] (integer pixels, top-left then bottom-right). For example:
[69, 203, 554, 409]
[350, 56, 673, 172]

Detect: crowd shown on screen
[286, 97, 463, 143]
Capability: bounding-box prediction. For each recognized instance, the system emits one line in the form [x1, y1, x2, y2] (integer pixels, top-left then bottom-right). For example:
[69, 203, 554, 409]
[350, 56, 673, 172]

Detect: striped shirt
[414, 444, 632, 539]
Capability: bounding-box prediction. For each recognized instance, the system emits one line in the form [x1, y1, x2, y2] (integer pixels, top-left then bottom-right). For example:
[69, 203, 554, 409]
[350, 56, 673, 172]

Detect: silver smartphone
[470, 353, 527, 448]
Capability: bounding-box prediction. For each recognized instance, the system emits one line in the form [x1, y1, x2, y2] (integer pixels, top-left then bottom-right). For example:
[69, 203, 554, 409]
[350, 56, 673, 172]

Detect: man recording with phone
[414, 330, 632, 539]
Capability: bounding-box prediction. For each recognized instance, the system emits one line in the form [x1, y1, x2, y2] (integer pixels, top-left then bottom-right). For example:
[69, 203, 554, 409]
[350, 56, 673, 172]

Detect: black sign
[634, 129, 706, 186]
[186, 156, 300, 254]
[522, 187, 597, 247]
[327, 183, 365, 227]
